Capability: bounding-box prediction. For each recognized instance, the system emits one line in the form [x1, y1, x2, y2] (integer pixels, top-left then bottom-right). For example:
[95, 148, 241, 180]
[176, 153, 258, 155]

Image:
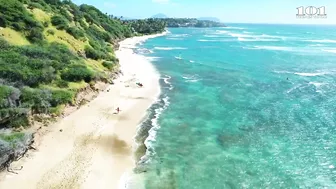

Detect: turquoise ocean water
[133, 24, 336, 189]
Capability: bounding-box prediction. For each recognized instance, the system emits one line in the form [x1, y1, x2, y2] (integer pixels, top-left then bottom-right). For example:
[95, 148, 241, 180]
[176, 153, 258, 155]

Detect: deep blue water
[134, 24, 336, 189]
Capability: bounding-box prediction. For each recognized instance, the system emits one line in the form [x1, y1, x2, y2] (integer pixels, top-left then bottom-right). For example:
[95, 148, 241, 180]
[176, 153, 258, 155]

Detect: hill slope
[0, 0, 166, 169]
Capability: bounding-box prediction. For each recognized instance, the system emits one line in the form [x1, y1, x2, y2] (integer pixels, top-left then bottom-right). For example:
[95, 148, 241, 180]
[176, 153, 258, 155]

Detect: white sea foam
[287, 84, 303, 94]
[254, 46, 294, 51]
[171, 34, 190, 38]
[294, 72, 327, 77]
[226, 32, 285, 41]
[322, 49, 336, 54]
[137, 48, 153, 54]
[154, 47, 187, 50]
[238, 37, 279, 42]
[204, 35, 223, 38]
[143, 95, 171, 162]
[166, 37, 184, 40]
[305, 39, 336, 43]
[223, 26, 245, 30]
[214, 30, 229, 34]
[198, 39, 217, 42]
[175, 56, 183, 60]
[182, 74, 201, 82]
[189, 60, 195, 63]
[229, 33, 254, 38]
[163, 75, 173, 90]
[146, 57, 161, 61]
[274, 70, 329, 77]
[309, 82, 327, 87]
[273, 70, 292, 74]
[309, 44, 324, 47]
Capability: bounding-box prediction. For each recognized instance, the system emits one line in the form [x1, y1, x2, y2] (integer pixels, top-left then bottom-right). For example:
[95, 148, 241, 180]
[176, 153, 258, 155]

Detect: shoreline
[0, 32, 166, 189]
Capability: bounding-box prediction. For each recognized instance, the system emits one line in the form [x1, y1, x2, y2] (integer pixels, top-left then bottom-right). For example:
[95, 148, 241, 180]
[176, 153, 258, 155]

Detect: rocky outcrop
[0, 131, 34, 173]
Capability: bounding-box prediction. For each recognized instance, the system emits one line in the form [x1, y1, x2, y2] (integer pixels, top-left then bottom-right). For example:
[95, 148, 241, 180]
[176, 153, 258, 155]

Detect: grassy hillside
[0, 0, 166, 131]
[0, 0, 167, 169]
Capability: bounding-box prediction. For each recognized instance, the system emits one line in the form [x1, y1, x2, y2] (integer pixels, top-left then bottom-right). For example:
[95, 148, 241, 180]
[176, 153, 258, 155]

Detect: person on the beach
[116, 107, 121, 114]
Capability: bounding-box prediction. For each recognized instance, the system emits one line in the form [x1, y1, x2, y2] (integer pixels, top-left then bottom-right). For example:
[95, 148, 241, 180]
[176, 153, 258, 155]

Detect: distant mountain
[198, 17, 221, 22]
[152, 13, 168, 18]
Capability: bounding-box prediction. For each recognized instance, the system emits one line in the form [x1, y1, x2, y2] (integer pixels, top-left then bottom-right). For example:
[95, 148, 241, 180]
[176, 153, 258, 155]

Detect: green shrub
[66, 26, 85, 39]
[0, 85, 12, 101]
[27, 28, 44, 43]
[43, 21, 49, 27]
[102, 61, 115, 70]
[59, 8, 73, 21]
[0, 0, 44, 37]
[49, 105, 64, 116]
[0, 132, 26, 142]
[51, 15, 68, 30]
[55, 79, 69, 88]
[87, 25, 111, 42]
[61, 64, 94, 82]
[79, 19, 87, 29]
[8, 116, 29, 128]
[84, 45, 103, 60]
[21, 87, 51, 113]
[28, 2, 45, 10]
[50, 89, 74, 106]
[45, 0, 61, 6]
[47, 29, 55, 35]
[0, 15, 6, 27]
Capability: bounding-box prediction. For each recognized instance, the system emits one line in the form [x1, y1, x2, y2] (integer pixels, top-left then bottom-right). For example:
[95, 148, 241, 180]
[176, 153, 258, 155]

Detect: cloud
[103, 2, 116, 8]
[152, 0, 170, 4]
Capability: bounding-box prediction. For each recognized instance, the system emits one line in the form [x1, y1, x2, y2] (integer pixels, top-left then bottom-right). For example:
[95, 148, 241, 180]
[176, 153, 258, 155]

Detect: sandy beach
[0, 32, 166, 189]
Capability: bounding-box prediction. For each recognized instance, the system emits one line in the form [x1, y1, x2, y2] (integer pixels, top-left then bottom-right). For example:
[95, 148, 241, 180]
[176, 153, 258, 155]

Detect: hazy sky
[72, 0, 336, 24]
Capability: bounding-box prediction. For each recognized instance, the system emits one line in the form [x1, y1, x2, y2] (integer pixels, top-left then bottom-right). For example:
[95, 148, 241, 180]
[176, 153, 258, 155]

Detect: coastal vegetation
[159, 18, 226, 27]
[0, 0, 166, 169]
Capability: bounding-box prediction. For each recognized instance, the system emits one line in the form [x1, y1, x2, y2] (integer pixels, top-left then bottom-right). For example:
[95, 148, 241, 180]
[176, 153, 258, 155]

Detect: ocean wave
[309, 44, 324, 47]
[141, 95, 171, 162]
[214, 30, 229, 34]
[322, 49, 336, 54]
[273, 70, 293, 74]
[146, 57, 161, 61]
[287, 82, 328, 94]
[287, 84, 303, 94]
[171, 34, 190, 37]
[309, 82, 328, 93]
[163, 75, 173, 90]
[309, 82, 327, 87]
[135, 48, 153, 54]
[238, 37, 280, 42]
[166, 37, 184, 40]
[204, 35, 223, 38]
[253, 46, 293, 51]
[294, 72, 328, 77]
[304, 39, 336, 43]
[154, 47, 187, 50]
[229, 33, 253, 38]
[198, 39, 217, 42]
[222, 26, 245, 30]
[182, 74, 201, 82]
[274, 70, 329, 77]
